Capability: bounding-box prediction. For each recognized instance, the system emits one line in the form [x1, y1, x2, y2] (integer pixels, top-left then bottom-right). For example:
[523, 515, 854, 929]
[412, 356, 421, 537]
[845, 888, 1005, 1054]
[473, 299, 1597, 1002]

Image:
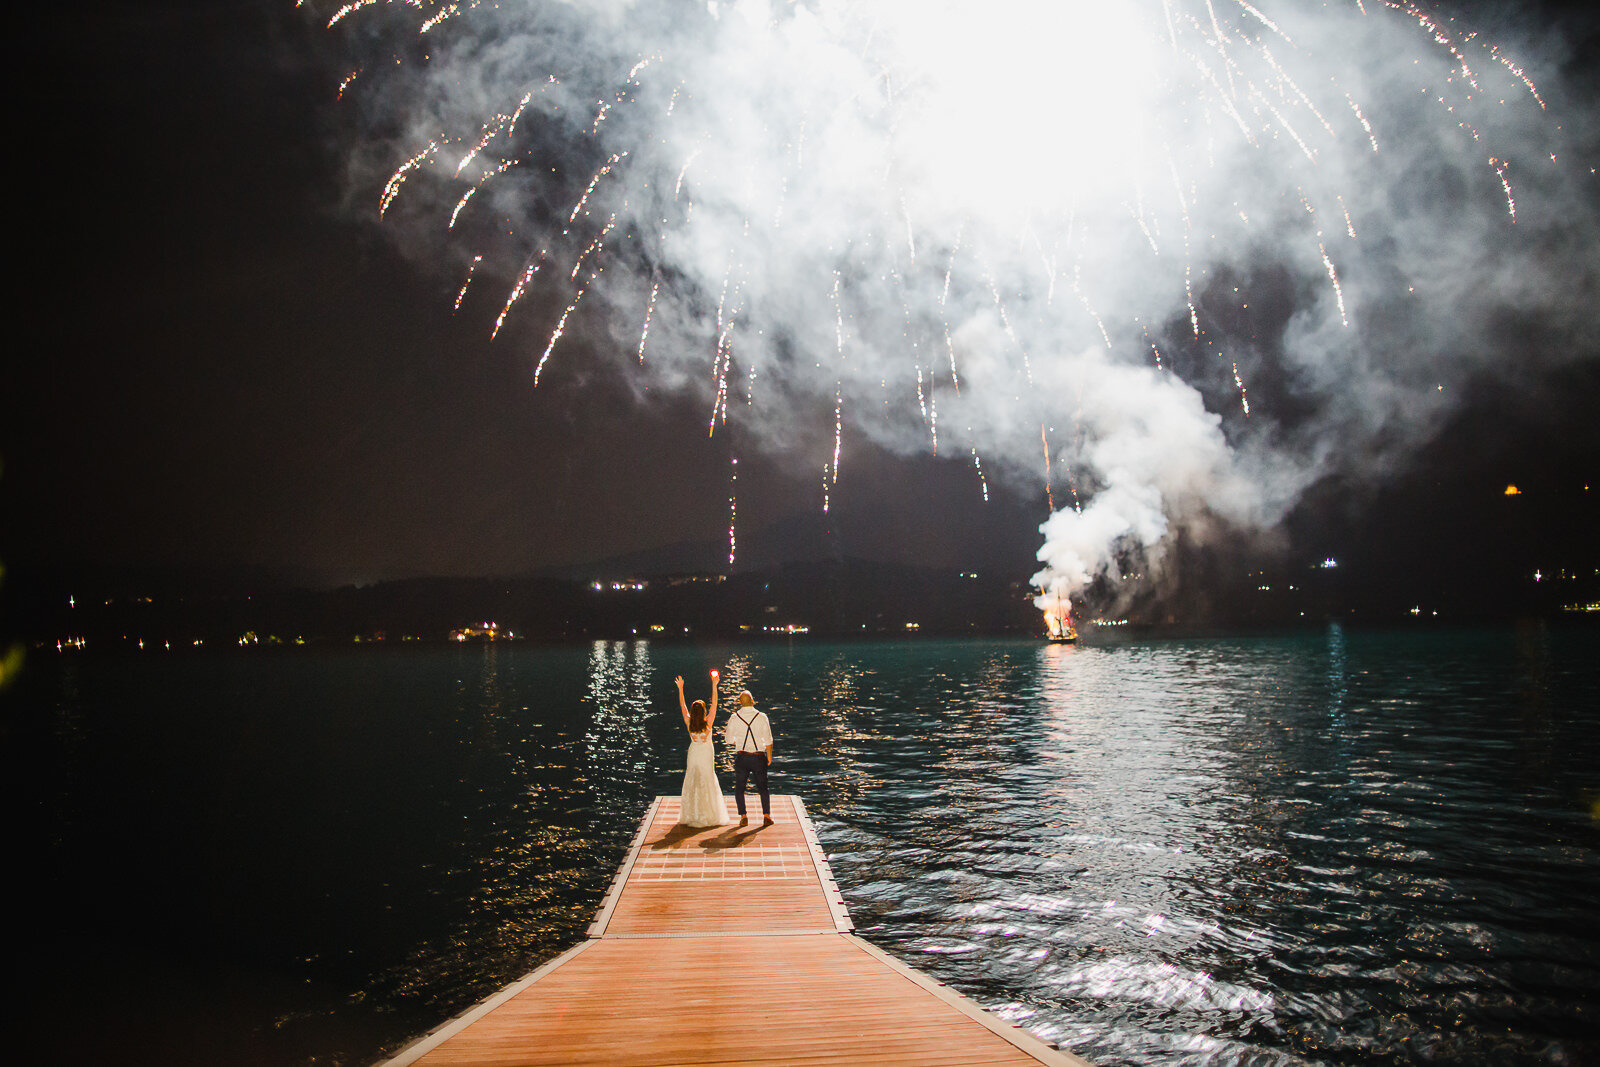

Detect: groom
[723, 689, 773, 826]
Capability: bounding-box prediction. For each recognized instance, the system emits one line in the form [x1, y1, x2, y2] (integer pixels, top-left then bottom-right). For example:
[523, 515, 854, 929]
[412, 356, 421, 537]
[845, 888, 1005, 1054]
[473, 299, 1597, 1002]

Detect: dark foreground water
[8, 625, 1598, 1065]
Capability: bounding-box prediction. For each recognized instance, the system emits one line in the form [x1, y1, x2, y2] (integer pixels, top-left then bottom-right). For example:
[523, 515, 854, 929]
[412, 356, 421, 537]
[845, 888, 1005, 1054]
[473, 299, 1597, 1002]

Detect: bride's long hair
[689, 700, 708, 733]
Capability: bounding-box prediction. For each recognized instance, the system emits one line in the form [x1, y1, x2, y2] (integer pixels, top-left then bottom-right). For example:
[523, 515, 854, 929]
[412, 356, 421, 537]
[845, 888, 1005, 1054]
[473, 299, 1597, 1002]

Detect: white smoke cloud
[308, 0, 1600, 620]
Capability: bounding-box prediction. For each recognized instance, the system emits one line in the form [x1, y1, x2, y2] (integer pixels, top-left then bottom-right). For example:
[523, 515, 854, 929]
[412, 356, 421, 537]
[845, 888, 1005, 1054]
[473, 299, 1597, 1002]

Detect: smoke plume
[306, 0, 1600, 621]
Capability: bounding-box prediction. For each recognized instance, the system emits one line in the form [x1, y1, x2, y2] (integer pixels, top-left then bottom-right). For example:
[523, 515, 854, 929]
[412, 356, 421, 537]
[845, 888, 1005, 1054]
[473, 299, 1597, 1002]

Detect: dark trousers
[733, 751, 770, 816]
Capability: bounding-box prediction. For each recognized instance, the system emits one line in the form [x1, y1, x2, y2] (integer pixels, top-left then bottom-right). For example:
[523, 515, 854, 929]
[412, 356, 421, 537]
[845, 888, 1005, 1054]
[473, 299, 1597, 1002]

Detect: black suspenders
[737, 711, 758, 752]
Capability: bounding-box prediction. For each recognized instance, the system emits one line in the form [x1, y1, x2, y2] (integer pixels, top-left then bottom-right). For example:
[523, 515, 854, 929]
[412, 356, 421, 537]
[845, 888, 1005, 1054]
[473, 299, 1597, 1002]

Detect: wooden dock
[380, 795, 1090, 1066]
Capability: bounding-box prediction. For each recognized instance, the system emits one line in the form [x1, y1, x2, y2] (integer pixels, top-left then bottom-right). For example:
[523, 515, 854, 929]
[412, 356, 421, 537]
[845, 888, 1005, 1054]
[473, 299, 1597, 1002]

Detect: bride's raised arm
[708, 669, 720, 729]
[675, 676, 690, 730]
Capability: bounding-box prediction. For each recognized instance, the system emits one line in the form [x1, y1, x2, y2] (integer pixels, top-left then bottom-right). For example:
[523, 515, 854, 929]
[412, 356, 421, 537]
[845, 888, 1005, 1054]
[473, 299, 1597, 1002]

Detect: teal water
[10, 625, 1599, 1065]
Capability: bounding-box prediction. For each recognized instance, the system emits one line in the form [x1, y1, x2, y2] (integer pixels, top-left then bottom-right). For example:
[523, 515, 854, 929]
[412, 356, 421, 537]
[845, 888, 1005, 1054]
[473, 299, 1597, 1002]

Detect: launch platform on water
[378, 794, 1091, 1065]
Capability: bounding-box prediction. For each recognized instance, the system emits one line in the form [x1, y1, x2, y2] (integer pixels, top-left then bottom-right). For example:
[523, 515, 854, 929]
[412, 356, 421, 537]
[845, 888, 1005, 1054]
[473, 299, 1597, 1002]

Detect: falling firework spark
[450, 160, 517, 229]
[1040, 425, 1055, 513]
[492, 255, 542, 342]
[566, 153, 627, 230]
[728, 455, 738, 565]
[456, 90, 539, 177]
[571, 214, 618, 280]
[379, 140, 438, 217]
[1490, 156, 1517, 220]
[829, 388, 842, 485]
[637, 277, 659, 363]
[1318, 242, 1348, 327]
[326, 0, 376, 29]
[454, 254, 483, 312]
[1346, 92, 1379, 153]
[536, 280, 594, 385]
[420, 3, 462, 34]
[943, 327, 961, 397]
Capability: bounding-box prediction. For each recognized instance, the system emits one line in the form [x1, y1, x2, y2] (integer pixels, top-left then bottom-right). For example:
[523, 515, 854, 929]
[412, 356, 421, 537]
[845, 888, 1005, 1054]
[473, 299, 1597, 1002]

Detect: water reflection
[352, 643, 667, 1030]
[583, 639, 655, 805]
[802, 652, 881, 810]
[1325, 621, 1348, 718]
[24, 633, 1596, 1066]
[1009, 641, 1291, 1060]
[807, 634, 1600, 1066]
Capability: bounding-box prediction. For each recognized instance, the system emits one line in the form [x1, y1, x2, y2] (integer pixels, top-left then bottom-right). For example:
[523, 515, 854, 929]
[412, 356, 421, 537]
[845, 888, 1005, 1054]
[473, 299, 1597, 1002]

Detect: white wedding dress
[680, 730, 729, 827]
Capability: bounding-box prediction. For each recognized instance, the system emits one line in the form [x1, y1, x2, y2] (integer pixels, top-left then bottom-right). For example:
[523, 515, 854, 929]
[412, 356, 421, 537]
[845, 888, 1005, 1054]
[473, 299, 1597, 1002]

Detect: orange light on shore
[1504, 485, 1522, 495]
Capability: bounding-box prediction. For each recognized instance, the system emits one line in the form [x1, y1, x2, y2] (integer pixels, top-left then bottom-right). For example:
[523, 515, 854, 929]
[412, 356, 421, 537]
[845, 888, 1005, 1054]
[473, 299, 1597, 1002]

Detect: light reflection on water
[15, 627, 1600, 1066]
[786, 629, 1599, 1066]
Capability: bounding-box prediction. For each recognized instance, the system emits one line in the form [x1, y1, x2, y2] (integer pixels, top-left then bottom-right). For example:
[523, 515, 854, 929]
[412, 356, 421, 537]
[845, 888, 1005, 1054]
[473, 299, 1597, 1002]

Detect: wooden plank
[792, 795, 854, 933]
[600, 795, 845, 937]
[380, 797, 1092, 1067]
[844, 934, 1091, 1066]
[587, 795, 663, 937]
[403, 935, 1088, 1066]
[379, 940, 596, 1067]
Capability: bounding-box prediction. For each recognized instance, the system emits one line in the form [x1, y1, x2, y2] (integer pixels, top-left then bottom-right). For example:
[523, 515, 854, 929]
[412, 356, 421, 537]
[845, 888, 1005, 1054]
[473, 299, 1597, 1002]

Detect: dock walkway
[381, 795, 1089, 1066]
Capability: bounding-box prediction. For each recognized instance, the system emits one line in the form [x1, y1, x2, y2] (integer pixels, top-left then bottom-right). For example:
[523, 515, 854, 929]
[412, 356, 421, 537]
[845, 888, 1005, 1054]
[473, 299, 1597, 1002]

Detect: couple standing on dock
[674, 670, 772, 829]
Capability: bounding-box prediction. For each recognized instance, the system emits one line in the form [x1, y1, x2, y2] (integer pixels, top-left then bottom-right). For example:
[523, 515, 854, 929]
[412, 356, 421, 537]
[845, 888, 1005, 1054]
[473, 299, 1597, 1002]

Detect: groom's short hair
[739, 690, 755, 707]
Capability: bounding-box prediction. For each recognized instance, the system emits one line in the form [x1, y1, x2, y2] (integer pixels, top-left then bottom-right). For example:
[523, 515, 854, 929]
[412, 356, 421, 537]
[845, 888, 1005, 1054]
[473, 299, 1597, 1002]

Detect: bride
[675, 670, 729, 828]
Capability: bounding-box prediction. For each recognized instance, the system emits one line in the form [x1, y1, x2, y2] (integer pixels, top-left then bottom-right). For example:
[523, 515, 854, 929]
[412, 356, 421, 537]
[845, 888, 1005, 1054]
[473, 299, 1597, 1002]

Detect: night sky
[8, 0, 1599, 599]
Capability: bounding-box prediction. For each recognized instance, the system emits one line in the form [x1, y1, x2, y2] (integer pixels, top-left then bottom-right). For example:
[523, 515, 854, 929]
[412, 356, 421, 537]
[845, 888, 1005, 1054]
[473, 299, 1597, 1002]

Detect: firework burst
[302, 0, 1589, 624]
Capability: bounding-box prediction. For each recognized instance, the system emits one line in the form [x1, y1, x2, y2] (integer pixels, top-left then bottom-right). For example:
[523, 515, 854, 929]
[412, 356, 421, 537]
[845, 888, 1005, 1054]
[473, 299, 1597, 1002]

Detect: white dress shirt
[724, 707, 772, 752]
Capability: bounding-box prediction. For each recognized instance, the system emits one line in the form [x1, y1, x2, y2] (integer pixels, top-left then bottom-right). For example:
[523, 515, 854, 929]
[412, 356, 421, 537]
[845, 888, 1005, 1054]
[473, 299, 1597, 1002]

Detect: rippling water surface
[12, 625, 1599, 1065]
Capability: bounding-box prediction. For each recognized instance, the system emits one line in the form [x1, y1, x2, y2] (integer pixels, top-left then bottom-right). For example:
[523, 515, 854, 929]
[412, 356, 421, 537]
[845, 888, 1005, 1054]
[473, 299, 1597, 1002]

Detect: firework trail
[303, 0, 1597, 624]
[728, 455, 739, 566]
[636, 277, 659, 364]
[492, 257, 542, 343]
[454, 254, 482, 312]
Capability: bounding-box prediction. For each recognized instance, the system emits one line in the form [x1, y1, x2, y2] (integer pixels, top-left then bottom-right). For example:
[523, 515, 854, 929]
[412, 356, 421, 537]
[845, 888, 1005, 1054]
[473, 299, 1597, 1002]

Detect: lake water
[10, 625, 1599, 1066]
